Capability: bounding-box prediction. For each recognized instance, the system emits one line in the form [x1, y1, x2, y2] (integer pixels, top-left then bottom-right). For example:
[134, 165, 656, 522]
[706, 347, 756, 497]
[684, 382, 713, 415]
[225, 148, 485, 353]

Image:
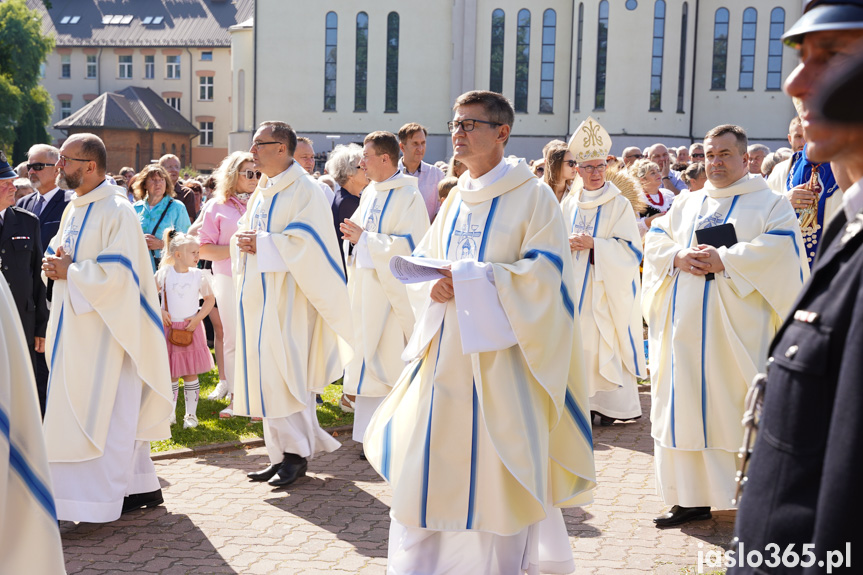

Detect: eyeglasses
[242, 170, 262, 179]
[565, 160, 578, 168]
[251, 141, 281, 148]
[58, 155, 92, 165]
[691, 153, 705, 159]
[447, 119, 502, 133]
[579, 163, 608, 174]
[625, 154, 643, 160]
[27, 162, 56, 172]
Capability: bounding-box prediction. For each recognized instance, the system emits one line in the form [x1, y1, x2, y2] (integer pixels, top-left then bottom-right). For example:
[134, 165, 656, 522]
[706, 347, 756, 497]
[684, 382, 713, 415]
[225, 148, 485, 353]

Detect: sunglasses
[691, 153, 705, 159]
[565, 160, 578, 168]
[626, 154, 643, 160]
[243, 170, 262, 179]
[27, 162, 56, 172]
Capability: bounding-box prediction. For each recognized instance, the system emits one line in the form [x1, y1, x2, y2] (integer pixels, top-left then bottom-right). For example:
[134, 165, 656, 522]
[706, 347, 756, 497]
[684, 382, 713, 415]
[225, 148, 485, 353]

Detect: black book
[695, 223, 738, 281]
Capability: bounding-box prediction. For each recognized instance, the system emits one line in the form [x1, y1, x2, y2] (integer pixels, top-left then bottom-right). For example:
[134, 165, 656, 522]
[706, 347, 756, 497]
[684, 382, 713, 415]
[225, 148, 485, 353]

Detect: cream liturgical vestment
[561, 182, 646, 420]
[344, 174, 429, 441]
[643, 174, 808, 509]
[44, 181, 173, 522]
[0, 279, 65, 574]
[231, 163, 352, 462]
[364, 159, 596, 574]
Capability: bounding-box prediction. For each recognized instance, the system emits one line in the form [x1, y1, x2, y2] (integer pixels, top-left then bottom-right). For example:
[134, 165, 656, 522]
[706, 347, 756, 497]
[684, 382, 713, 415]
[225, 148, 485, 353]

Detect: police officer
[0, 150, 48, 414]
[730, 2, 863, 572]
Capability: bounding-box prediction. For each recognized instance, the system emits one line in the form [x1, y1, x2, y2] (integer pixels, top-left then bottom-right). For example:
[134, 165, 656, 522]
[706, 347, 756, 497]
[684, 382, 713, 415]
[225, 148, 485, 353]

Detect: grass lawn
[151, 365, 354, 453]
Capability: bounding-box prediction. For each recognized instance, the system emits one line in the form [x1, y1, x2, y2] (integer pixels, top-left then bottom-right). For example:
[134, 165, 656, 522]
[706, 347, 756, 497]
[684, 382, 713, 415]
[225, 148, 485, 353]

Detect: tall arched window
[515, 9, 530, 113]
[385, 12, 399, 112]
[355, 12, 368, 111]
[490, 9, 505, 93]
[711, 8, 729, 90]
[324, 12, 338, 111]
[161, 143, 167, 156]
[766, 7, 785, 90]
[677, 2, 688, 112]
[135, 144, 140, 171]
[171, 143, 177, 157]
[739, 8, 757, 90]
[595, 1, 609, 109]
[650, 1, 666, 111]
[574, 3, 584, 112]
[540, 9, 556, 113]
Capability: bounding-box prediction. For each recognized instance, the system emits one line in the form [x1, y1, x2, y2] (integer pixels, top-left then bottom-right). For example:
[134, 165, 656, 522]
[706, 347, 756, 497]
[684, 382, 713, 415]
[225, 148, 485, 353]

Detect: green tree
[0, 0, 54, 162]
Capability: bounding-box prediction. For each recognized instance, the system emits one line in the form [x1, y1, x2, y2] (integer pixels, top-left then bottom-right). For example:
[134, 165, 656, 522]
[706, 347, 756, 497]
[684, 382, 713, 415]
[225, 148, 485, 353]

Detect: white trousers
[263, 393, 341, 464]
[387, 505, 575, 575]
[654, 440, 738, 509]
[589, 382, 642, 420]
[212, 272, 237, 393]
[51, 355, 160, 523]
[353, 395, 386, 443]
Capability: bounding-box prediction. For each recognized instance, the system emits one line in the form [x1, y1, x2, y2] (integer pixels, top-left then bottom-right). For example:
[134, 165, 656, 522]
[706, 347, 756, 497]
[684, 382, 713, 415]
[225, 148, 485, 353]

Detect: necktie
[33, 195, 45, 218]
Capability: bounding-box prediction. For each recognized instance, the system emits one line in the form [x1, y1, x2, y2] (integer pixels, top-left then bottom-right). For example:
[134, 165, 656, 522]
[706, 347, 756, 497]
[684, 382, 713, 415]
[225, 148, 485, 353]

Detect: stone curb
[151, 424, 354, 461]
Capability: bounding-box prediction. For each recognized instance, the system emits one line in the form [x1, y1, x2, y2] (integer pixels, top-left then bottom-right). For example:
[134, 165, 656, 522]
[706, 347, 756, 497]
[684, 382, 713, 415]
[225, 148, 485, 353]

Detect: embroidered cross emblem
[365, 199, 382, 233]
[251, 205, 268, 232]
[571, 212, 596, 261]
[453, 212, 482, 260]
[697, 211, 725, 231]
[62, 221, 80, 255]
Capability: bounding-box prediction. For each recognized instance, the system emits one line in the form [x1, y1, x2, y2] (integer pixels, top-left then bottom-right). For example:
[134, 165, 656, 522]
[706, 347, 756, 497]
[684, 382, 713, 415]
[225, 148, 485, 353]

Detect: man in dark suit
[16, 143, 71, 413]
[158, 154, 197, 221]
[0, 150, 48, 414]
[730, 2, 863, 572]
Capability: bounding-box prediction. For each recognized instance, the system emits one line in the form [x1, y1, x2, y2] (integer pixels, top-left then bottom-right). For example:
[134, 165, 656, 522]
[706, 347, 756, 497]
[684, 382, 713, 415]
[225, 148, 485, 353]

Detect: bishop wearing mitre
[561, 118, 646, 426]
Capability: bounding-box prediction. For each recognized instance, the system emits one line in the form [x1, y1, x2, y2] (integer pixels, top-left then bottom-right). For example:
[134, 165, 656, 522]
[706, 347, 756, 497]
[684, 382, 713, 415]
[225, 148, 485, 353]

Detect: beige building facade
[235, 0, 804, 162]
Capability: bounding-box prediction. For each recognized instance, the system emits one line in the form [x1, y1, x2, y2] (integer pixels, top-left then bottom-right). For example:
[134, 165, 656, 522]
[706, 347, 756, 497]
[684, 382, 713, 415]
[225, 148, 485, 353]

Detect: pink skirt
[164, 319, 214, 379]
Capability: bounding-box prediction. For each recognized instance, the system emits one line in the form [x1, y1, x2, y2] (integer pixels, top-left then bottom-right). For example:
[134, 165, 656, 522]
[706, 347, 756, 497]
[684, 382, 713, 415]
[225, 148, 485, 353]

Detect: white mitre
[568, 117, 612, 163]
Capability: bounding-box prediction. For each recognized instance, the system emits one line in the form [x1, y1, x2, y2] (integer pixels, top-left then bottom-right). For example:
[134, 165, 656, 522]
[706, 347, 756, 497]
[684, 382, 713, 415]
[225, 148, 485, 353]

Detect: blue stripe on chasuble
[45, 305, 64, 404]
[669, 274, 681, 448]
[72, 204, 93, 262]
[356, 361, 366, 394]
[765, 229, 805, 283]
[257, 275, 268, 417]
[577, 205, 603, 315]
[565, 389, 593, 446]
[476, 197, 500, 262]
[443, 199, 463, 257]
[524, 249, 575, 319]
[238, 266, 251, 414]
[95, 254, 161, 330]
[420, 321, 446, 529]
[700, 284, 710, 448]
[283, 222, 346, 283]
[381, 358, 424, 481]
[0, 407, 56, 520]
[379, 189, 394, 224]
[466, 382, 479, 529]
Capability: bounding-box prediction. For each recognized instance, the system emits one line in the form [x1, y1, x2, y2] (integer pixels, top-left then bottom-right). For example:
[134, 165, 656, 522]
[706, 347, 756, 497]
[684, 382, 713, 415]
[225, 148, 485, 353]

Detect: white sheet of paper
[389, 255, 451, 284]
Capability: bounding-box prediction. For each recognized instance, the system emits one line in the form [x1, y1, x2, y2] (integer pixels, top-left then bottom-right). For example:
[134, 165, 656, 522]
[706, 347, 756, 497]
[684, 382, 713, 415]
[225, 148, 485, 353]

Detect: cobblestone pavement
[61, 390, 734, 574]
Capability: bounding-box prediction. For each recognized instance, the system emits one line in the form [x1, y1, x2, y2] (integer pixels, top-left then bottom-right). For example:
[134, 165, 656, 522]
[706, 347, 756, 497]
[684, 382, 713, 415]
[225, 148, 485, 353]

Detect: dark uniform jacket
[0, 207, 48, 352]
[16, 188, 73, 247]
[731, 207, 863, 574]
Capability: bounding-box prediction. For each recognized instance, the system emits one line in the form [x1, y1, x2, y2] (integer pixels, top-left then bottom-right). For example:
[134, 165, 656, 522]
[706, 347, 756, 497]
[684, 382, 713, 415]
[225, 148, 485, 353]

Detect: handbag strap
[150, 199, 173, 257]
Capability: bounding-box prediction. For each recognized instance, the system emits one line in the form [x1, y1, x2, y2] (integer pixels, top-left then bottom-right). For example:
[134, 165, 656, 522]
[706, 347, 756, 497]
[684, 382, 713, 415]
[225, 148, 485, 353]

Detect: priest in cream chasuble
[42, 134, 173, 523]
[232, 123, 353, 481]
[341, 131, 430, 443]
[0, 277, 65, 573]
[562, 118, 646, 424]
[643, 126, 807, 526]
[364, 91, 595, 574]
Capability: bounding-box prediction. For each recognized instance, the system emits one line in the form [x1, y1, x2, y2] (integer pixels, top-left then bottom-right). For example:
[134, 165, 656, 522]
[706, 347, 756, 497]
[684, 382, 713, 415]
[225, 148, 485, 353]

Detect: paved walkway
[61, 390, 734, 574]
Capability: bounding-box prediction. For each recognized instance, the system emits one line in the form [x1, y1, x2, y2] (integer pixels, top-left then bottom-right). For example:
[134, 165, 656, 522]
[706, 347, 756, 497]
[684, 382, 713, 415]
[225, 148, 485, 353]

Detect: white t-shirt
[156, 266, 213, 321]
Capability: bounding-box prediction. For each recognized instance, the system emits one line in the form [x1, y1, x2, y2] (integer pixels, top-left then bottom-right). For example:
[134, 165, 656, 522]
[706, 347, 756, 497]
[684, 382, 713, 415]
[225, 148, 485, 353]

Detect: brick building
[54, 86, 199, 174]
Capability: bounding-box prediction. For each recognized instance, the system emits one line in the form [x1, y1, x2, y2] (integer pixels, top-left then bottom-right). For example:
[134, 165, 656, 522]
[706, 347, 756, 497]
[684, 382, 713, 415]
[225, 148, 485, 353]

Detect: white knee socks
[184, 379, 200, 417]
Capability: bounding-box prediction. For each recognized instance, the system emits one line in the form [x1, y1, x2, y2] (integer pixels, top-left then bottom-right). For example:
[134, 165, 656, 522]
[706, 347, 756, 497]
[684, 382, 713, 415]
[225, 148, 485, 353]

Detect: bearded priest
[340, 131, 429, 446]
[643, 124, 808, 528]
[233, 122, 353, 488]
[561, 117, 646, 427]
[364, 91, 596, 574]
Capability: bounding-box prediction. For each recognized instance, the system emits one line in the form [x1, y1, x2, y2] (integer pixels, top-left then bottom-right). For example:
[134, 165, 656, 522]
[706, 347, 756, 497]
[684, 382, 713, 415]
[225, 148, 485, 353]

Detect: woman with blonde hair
[133, 164, 191, 271]
[543, 143, 578, 202]
[196, 151, 258, 416]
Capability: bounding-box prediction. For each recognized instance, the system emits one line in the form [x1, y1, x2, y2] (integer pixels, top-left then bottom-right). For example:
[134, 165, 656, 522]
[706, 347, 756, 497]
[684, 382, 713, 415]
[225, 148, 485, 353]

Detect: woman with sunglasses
[196, 151, 257, 417]
[132, 164, 192, 272]
[543, 143, 578, 203]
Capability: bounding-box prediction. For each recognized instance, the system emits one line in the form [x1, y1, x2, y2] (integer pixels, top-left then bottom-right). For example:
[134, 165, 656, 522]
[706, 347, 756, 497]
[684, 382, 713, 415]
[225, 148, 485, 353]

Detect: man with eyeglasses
[363, 91, 596, 574]
[644, 124, 807, 529]
[622, 146, 644, 167]
[689, 143, 705, 163]
[562, 118, 645, 429]
[17, 144, 73, 410]
[235, 121, 351, 489]
[339, 130, 429, 451]
[40, 133, 173, 521]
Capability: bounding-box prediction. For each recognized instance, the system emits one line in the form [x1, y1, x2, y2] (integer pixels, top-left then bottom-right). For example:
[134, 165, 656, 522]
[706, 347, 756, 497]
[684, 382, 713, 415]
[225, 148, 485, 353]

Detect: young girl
[156, 229, 215, 429]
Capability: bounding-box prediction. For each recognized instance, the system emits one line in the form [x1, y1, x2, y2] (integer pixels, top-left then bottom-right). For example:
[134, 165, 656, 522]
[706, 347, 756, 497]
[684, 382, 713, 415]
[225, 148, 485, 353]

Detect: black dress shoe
[653, 505, 711, 528]
[268, 454, 307, 487]
[122, 489, 164, 514]
[247, 462, 282, 482]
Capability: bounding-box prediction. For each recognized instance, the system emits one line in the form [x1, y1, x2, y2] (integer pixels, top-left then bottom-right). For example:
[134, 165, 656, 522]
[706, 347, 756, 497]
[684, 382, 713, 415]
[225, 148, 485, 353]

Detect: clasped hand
[236, 230, 258, 254]
[569, 233, 594, 252]
[675, 245, 725, 276]
[42, 246, 72, 280]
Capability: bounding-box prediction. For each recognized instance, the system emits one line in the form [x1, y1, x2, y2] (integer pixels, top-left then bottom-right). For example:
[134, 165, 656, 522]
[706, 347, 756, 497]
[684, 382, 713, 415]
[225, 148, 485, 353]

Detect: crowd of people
[1, 1, 862, 573]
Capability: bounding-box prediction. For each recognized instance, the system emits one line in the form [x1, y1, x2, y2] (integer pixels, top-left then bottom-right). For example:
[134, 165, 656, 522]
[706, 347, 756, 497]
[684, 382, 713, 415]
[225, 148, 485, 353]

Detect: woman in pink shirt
[197, 151, 257, 417]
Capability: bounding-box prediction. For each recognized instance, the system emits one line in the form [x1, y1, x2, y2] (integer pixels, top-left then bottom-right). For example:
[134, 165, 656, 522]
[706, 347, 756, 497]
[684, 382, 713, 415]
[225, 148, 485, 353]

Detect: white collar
[265, 163, 293, 188]
[464, 158, 508, 190]
[844, 178, 863, 221]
